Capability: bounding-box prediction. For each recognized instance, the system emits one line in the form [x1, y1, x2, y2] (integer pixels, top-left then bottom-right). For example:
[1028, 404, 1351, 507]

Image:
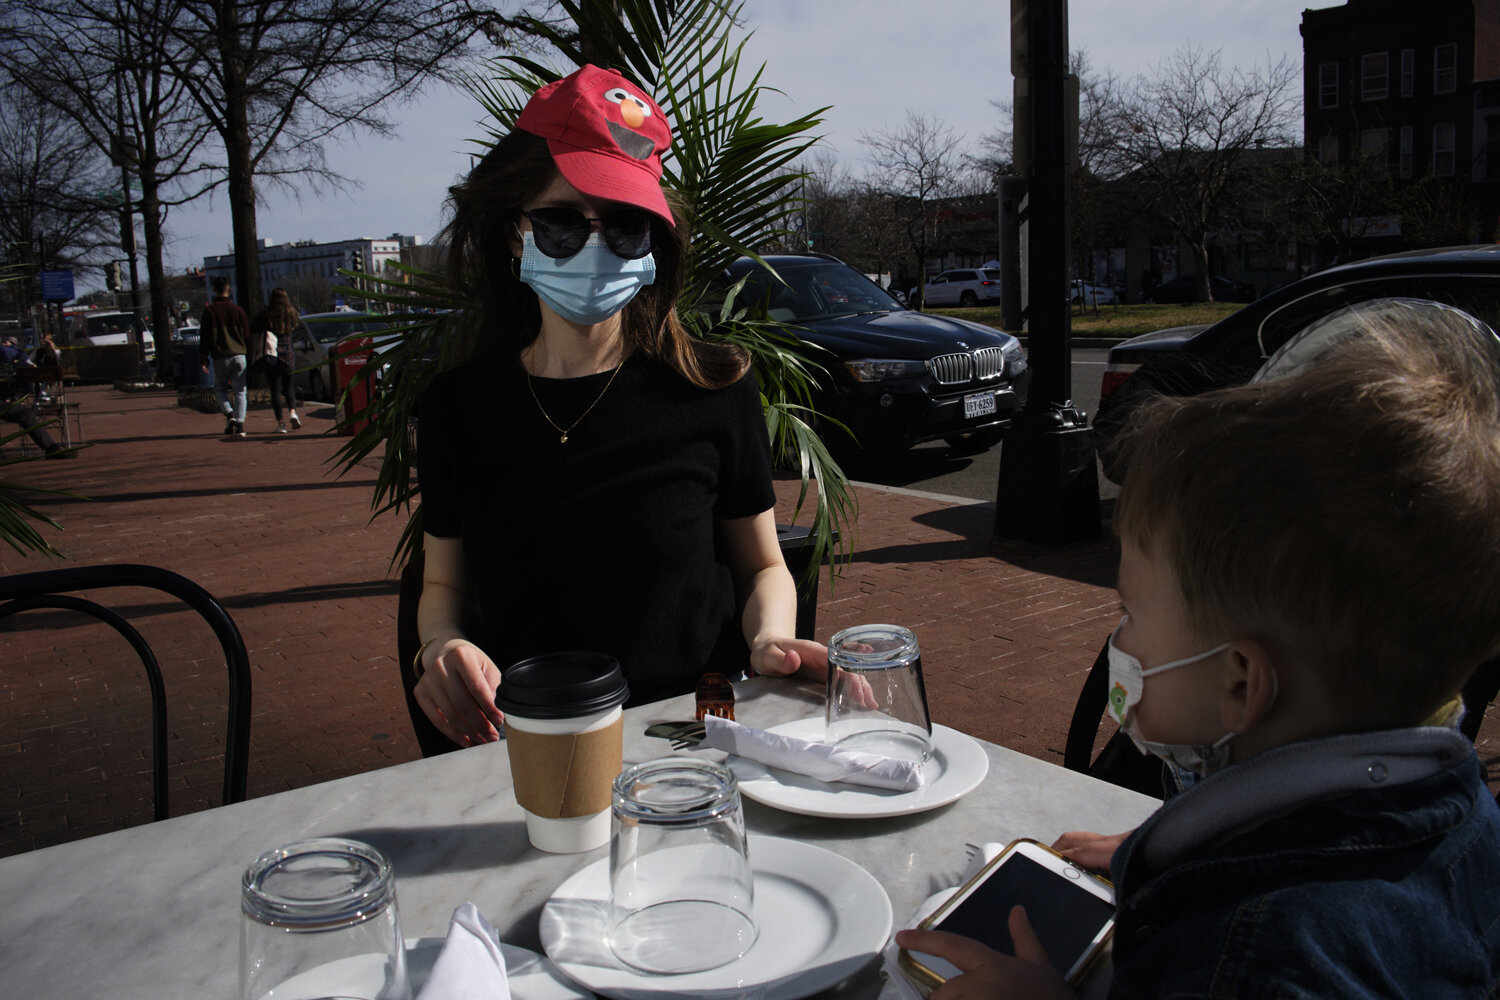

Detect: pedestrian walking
[200, 276, 250, 438]
[248, 287, 306, 433]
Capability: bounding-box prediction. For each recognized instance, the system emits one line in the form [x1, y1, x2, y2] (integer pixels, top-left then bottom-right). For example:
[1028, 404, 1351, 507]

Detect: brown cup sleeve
[506, 716, 624, 819]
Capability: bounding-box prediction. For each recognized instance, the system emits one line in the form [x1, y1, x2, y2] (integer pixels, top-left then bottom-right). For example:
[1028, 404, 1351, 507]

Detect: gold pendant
[559, 433, 568, 443]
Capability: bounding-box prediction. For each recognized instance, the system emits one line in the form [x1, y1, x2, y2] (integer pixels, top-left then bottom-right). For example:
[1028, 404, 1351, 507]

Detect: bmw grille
[927, 347, 1007, 385]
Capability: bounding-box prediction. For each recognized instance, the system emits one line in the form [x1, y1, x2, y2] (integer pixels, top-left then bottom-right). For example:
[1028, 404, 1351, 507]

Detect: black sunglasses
[519, 206, 653, 260]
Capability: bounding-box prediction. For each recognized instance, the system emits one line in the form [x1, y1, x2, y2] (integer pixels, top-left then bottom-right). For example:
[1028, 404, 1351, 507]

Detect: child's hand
[895, 906, 1076, 1000]
[1052, 829, 1132, 873]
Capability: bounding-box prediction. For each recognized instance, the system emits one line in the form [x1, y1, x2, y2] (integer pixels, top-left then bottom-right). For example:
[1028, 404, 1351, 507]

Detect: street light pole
[994, 0, 1102, 546]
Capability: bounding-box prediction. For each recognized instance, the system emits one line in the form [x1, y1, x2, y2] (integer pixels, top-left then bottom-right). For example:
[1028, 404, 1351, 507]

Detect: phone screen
[936, 853, 1114, 968]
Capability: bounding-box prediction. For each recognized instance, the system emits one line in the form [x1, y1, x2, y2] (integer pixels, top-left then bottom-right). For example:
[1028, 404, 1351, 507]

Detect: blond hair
[1113, 309, 1500, 729]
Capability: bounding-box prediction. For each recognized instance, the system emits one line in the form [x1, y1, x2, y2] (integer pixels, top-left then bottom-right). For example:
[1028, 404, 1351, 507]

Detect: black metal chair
[1063, 639, 1167, 799]
[0, 563, 252, 820]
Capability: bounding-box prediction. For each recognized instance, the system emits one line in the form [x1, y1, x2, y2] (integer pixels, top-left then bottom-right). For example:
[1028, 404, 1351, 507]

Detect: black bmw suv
[708, 254, 1030, 454]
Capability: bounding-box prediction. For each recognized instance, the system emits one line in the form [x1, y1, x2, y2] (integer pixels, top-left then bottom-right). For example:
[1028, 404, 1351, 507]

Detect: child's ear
[1221, 639, 1279, 734]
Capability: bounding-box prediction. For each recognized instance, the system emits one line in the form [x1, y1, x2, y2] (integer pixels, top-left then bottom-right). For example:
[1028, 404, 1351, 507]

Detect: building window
[1318, 133, 1339, 165]
[1399, 125, 1414, 179]
[1400, 49, 1414, 97]
[1360, 128, 1388, 176]
[1433, 43, 1457, 94]
[1433, 122, 1456, 176]
[1362, 52, 1389, 101]
[1487, 114, 1500, 183]
[1318, 62, 1339, 108]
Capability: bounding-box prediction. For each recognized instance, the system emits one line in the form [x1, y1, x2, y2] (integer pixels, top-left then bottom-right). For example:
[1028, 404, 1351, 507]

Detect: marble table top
[0, 678, 1159, 999]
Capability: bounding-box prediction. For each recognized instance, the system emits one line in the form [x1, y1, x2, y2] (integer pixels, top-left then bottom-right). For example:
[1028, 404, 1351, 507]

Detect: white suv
[917, 268, 1002, 308]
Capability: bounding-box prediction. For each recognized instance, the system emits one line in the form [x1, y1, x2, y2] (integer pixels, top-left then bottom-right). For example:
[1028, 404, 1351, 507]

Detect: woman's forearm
[740, 563, 799, 650]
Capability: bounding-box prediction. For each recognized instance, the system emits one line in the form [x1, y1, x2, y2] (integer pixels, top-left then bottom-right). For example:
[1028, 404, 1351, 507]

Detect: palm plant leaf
[328, 0, 855, 581]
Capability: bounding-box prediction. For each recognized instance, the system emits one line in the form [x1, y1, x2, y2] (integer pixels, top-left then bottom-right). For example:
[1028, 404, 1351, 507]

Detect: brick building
[1301, 0, 1500, 261]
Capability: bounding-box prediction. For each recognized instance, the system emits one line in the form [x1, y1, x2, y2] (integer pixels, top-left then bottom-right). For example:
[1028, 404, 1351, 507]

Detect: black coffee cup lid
[495, 651, 631, 718]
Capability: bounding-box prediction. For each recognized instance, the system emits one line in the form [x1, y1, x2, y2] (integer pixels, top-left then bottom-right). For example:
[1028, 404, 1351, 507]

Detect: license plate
[963, 391, 996, 419]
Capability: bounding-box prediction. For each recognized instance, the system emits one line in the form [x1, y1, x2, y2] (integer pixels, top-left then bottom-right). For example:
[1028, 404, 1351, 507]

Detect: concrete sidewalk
[1, 384, 1494, 858]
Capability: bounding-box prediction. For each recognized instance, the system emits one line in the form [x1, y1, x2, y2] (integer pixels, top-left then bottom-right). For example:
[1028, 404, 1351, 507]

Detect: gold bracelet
[413, 637, 439, 680]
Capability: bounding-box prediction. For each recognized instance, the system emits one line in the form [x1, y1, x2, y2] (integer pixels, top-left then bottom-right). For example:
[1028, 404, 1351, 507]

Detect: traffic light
[352, 249, 365, 273]
[105, 261, 122, 291]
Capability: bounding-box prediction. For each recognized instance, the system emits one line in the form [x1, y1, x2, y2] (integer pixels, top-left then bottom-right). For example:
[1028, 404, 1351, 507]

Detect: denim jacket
[1108, 727, 1500, 999]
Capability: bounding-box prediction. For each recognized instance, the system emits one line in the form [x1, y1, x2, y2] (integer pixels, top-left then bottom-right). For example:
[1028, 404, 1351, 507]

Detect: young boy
[898, 308, 1500, 998]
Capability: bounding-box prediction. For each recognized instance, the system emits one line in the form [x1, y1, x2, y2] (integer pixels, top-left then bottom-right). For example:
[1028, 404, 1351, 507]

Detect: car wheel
[944, 427, 1005, 453]
[310, 368, 327, 402]
[959, 291, 978, 308]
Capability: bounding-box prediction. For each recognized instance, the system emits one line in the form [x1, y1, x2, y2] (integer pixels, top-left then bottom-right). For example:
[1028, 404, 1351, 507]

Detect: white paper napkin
[701, 715, 926, 791]
[879, 843, 1003, 999]
[414, 902, 511, 1000]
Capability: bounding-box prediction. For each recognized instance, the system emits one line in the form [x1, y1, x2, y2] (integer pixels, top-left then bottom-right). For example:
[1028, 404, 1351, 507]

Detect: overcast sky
[160, 0, 1321, 276]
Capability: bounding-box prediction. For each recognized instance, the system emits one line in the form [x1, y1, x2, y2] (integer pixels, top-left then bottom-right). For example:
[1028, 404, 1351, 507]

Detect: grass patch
[927, 302, 1245, 341]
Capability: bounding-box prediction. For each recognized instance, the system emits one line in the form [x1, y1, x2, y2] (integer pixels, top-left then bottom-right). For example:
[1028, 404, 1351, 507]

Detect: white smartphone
[898, 838, 1116, 991]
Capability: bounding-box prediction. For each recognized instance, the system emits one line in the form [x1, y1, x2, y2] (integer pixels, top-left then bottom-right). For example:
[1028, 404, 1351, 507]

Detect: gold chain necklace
[526, 361, 624, 444]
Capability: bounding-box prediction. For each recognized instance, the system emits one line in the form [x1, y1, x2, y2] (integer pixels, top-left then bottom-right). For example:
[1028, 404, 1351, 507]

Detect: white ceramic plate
[540, 835, 893, 1000]
[266, 938, 588, 999]
[729, 720, 990, 819]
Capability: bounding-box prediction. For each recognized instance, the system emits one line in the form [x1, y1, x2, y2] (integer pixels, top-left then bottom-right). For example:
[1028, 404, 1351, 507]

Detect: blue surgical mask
[1105, 616, 1250, 777]
[518, 232, 656, 325]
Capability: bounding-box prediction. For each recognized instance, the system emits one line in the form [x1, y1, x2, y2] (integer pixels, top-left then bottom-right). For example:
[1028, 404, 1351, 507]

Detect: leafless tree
[0, 82, 119, 322]
[165, 0, 486, 311]
[2, 0, 227, 376]
[859, 112, 969, 304]
[1105, 45, 1298, 301]
[982, 51, 1126, 303]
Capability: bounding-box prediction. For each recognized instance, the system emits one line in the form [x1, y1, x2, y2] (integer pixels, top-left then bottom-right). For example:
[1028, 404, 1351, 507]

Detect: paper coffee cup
[496, 652, 630, 854]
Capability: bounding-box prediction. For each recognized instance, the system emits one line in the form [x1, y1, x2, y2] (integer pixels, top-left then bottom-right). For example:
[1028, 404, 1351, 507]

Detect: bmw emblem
[956, 341, 969, 349]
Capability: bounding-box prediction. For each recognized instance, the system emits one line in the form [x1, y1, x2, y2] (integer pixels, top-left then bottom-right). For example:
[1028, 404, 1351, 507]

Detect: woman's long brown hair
[266, 287, 300, 338]
[441, 129, 748, 389]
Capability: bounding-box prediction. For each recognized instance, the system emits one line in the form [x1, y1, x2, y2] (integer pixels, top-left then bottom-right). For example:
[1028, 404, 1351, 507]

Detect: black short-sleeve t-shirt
[418, 351, 775, 705]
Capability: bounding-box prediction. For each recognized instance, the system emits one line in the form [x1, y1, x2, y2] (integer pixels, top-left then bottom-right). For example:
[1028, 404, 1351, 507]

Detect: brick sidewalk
[2, 385, 1495, 857]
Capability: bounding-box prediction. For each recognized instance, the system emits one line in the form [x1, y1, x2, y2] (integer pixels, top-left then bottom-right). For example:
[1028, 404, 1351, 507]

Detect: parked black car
[1144, 273, 1257, 304]
[706, 254, 1030, 453]
[1094, 244, 1500, 483]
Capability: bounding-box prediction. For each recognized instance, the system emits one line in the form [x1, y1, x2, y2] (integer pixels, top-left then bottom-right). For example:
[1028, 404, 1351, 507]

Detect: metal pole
[994, 0, 1102, 546]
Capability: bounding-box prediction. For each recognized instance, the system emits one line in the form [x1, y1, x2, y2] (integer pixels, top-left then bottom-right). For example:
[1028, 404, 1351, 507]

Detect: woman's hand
[750, 637, 828, 680]
[895, 906, 1075, 1000]
[413, 638, 505, 747]
[1051, 829, 1132, 873]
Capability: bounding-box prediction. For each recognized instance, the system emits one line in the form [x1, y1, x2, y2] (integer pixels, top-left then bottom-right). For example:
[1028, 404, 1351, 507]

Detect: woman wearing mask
[409, 65, 826, 751]
[249, 288, 306, 433]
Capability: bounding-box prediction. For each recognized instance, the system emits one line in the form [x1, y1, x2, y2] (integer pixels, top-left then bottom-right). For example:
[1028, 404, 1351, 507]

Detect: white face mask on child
[1105, 616, 1249, 778]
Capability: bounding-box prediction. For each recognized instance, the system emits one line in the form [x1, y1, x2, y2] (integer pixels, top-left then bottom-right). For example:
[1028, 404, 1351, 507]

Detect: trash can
[175, 335, 214, 388]
[335, 335, 376, 436]
[777, 523, 840, 641]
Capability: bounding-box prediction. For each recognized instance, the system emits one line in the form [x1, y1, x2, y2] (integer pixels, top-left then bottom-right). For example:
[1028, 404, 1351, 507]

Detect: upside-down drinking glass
[607, 758, 757, 974]
[239, 837, 411, 1000]
[826, 623, 933, 764]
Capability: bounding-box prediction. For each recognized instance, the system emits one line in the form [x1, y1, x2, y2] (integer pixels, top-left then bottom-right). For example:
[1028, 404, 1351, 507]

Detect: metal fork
[645, 721, 706, 750]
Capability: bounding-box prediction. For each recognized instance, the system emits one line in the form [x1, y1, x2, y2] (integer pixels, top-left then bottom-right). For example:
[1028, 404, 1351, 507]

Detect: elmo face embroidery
[600, 86, 658, 161]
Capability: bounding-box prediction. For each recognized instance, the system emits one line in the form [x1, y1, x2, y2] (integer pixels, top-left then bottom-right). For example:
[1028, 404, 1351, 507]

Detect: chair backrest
[0, 564, 251, 820]
[1063, 638, 1166, 798]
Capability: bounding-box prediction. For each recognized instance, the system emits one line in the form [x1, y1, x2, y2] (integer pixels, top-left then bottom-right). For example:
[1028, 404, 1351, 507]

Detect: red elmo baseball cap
[515, 64, 675, 227]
